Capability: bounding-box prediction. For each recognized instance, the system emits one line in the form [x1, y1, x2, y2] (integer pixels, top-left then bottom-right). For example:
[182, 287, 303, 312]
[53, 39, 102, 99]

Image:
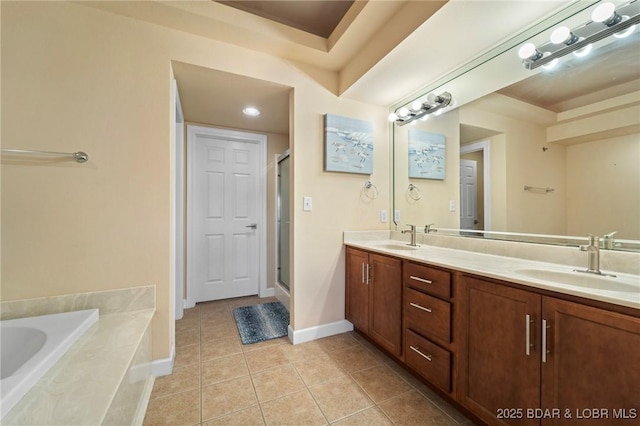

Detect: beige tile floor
[143, 296, 473, 425]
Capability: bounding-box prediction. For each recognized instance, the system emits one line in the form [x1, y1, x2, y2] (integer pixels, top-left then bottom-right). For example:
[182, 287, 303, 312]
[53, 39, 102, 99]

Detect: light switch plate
[394, 210, 401, 222]
[449, 200, 456, 212]
[303, 196, 313, 211]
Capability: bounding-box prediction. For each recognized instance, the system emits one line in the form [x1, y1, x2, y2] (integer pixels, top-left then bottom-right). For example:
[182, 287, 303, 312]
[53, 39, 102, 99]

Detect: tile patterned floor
[143, 296, 473, 425]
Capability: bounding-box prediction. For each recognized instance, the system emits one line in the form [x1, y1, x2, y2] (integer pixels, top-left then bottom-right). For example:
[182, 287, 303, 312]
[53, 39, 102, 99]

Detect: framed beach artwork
[408, 128, 445, 180]
[324, 114, 374, 175]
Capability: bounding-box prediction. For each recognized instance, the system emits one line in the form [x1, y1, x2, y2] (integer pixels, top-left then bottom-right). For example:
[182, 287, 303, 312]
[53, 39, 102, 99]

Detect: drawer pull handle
[410, 302, 432, 313]
[525, 314, 531, 356]
[410, 345, 432, 361]
[542, 319, 551, 363]
[410, 275, 432, 284]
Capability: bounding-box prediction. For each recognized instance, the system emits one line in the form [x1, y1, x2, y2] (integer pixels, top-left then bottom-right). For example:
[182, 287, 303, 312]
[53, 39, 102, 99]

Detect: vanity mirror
[391, 0, 640, 251]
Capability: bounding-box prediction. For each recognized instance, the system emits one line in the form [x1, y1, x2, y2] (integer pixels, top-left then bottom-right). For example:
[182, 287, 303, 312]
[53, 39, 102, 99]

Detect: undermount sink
[375, 243, 420, 251]
[514, 268, 640, 293]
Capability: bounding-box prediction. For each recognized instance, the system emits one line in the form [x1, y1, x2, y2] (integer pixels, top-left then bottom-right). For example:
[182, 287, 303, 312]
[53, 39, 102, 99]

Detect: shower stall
[275, 150, 290, 311]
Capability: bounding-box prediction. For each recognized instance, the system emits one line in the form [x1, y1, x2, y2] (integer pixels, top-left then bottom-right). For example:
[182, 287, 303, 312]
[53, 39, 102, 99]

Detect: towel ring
[408, 184, 422, 200]
[363, 181, 379, 200]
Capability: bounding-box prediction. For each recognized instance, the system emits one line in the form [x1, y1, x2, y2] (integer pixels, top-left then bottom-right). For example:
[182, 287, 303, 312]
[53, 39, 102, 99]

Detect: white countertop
[345, 238, 640, 311]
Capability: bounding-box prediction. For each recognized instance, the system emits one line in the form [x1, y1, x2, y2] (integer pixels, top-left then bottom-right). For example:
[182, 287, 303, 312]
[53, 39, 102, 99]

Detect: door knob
[246, 223, 257, 229]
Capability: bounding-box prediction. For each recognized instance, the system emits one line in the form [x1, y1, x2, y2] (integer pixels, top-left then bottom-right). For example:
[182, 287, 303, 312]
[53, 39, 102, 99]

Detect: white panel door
[460, 159, 478, 230]
[188, 126, 264, 302]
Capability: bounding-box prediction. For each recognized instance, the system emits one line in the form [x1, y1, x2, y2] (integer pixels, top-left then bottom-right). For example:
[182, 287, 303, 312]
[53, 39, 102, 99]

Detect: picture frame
[324, 113, 374, 175]
[408, 128, 445, 180]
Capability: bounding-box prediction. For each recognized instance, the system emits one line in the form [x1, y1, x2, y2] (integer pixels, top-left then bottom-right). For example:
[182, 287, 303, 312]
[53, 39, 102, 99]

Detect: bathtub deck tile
[2, 309, 155, 425]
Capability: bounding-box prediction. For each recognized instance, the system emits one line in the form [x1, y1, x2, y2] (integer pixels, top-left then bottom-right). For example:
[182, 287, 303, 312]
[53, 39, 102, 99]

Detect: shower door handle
[246, 223, 258, 230]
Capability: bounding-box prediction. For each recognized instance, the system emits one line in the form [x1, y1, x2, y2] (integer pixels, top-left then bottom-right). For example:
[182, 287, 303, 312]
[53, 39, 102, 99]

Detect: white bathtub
[0, 309, 99, 419]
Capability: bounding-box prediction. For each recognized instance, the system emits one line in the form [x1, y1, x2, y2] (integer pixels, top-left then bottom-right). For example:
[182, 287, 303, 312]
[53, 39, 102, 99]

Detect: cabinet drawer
[405, 287, 451, 343]
[403, 262, 451, 299]
[405, 329, 451, 393]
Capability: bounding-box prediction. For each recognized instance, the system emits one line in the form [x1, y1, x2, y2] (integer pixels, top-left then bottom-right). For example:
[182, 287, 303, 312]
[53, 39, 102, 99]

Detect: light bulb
[591, 2, 616, 23]
[426, 93, 437, 104]
[398, 107, 410, 118]
[388, 112, 398, 122]
[550, 27, 571, 44]
[411, 100, 423, 111]
[518, 43, 538, 60]
[242, 106, 261, 116]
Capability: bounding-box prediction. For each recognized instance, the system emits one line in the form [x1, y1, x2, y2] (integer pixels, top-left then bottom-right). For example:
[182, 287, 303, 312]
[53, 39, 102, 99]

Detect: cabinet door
[345, 248, 369, 332]
[460, 275, 541, 425]
[369, 253, 402, 357]
[541, 297, 640, 424]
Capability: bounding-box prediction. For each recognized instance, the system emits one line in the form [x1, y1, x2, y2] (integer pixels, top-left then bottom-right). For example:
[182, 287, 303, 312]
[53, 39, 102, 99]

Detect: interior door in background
[188, 125, 265, 302]
[460, 159, 478, 230]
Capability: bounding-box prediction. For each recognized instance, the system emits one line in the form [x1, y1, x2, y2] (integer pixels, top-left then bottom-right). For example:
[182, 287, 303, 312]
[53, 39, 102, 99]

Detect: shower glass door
[277, 151, 290, 291]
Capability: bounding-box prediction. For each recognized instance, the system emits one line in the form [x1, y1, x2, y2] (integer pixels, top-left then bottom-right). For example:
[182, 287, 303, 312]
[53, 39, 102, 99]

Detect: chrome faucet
[402, 224, 418, 247]
[575, 234, 616, 277]
[578, 234, 601, 274]
[425, 223, 436, 233]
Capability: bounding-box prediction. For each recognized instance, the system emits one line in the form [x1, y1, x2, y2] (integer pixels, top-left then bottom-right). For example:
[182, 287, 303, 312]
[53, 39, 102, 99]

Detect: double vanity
[344, 231, 639, 425]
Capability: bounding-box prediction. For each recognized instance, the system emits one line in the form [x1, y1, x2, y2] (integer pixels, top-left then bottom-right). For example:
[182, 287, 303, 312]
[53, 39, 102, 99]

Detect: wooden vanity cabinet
[540, 297, 640, 424]
[459, 274, 640, 425]
[458, 275, 541, 425]
[403, 262, 455, 393]
[345, 247, 402, 357]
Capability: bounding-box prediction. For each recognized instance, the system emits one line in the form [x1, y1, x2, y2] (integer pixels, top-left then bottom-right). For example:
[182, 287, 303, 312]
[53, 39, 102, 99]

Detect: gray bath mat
[232, 302, 289, 345]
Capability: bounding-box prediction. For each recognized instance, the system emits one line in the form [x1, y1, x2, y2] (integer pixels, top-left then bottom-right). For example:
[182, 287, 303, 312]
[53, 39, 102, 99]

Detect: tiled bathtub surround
[0, 287, 155, 425]
[345, 231, 640, 275]
[0, 285, 155, 321]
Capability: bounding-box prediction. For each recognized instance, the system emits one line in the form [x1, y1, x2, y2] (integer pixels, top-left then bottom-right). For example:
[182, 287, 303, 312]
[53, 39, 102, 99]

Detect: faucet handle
[424, 223, 435, 233]
[604, 231, 617, 249]
[401, 224, 415, 233]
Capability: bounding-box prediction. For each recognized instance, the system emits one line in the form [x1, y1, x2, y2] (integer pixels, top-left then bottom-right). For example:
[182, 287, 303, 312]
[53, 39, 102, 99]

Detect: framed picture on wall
[408, 128, 445, 180]
[324, 113, 374, 175]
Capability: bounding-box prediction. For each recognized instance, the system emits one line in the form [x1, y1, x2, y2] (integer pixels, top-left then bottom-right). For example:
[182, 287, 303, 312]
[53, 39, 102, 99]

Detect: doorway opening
[460, 139, 491, 232]
[186, 125, 267, 305]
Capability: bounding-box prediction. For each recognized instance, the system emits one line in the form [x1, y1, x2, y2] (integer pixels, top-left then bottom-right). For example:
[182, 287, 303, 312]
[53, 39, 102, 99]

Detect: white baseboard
[151, 345, 175, 377]
[288, 320, 354, 345]
[260, 287, 275, 298]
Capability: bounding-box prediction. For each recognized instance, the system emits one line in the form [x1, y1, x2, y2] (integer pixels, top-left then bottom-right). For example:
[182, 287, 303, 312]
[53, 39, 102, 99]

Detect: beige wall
[566, 133, 640, 239]
[1, 2, 389, 359]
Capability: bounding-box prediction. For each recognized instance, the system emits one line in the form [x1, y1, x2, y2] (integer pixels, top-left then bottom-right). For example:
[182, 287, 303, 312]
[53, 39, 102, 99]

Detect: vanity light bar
[520, 1, 640, 70]
[390, 92, 453, 126]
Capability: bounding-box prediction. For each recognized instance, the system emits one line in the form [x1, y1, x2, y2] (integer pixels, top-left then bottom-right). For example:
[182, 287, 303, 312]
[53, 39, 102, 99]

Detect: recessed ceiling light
[242, 106, 261, 117]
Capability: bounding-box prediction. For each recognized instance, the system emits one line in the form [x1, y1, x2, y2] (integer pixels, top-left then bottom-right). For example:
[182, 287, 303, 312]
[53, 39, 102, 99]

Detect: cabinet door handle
[362, 263, 365, 284]
[525, 314, 533, 356]
[410, 302, 432, 313]
[410, 345, 432, 361]
[542, 319, 551, 363]
[410, 275, 432, 284]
